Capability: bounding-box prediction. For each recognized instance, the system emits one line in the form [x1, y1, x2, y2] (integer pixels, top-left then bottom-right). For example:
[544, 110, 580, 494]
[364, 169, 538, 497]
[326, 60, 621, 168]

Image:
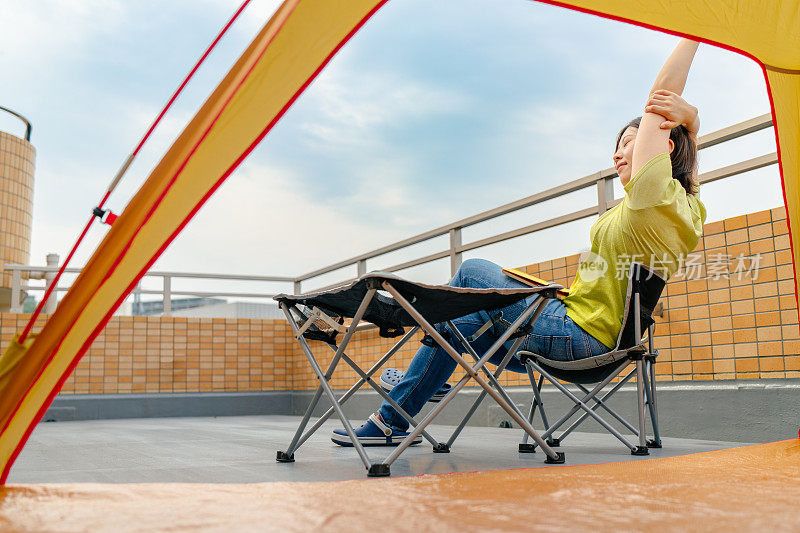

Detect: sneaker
[379, 368, 452, 403]
[331, 412, 422, 447]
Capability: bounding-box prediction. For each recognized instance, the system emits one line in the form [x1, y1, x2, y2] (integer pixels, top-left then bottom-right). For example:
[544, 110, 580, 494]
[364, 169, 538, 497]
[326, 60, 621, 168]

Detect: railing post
[294, 280, 302, 295]
[134, 282, 142, 315]
[597, 174, 614, 214]
[450, 227, 462, 277]
[357, 259, 367, 278]
[163, 275, 172, 317]
[44, 253, 59, 314]
[10, 269, 22, 313]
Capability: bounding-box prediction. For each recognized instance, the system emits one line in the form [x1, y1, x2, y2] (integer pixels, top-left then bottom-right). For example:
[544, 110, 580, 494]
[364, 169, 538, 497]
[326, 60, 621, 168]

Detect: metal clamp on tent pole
[92, 207, 118, 226]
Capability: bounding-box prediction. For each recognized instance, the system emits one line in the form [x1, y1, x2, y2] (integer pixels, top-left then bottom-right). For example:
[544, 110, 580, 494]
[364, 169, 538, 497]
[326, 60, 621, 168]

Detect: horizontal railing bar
[3, 264, 293, 282]
[457, 206, 600, 254]
[697, 152, 778, 185]
[142, 272, 293, 282]
[696, 113, 772, 150]
[19, 285, 276, 300]
[136, 290, 276, 298]
[300, 277, 360, 294]
[383, 251, 452, 273]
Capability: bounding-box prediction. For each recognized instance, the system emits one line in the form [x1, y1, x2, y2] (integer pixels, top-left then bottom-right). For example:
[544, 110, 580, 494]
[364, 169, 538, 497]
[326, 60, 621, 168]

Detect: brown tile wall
[0, 315, 292, 394]
[289, 205, 800, 390]
[2, 206, 797, 394]
[0, 131, 35, 291]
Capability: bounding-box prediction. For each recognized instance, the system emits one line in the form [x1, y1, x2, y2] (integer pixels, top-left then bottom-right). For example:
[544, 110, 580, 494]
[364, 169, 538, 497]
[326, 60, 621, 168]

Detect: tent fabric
[1, 0, 799, 483]
[1, 439, 798, 530]
[275, 271, 557, 337]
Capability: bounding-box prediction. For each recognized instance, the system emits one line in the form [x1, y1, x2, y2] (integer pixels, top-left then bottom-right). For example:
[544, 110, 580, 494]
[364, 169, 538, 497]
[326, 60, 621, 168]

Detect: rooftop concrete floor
[9, 415, 751, 483]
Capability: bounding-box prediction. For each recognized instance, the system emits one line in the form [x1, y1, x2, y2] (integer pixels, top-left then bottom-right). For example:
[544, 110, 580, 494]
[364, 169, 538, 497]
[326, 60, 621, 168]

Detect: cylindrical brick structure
[0, 129, 35, 311]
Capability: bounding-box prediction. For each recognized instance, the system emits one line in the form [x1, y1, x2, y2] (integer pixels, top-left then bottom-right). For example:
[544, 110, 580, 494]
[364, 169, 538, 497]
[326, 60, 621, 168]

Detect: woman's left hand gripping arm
[645, 89, 700, 139]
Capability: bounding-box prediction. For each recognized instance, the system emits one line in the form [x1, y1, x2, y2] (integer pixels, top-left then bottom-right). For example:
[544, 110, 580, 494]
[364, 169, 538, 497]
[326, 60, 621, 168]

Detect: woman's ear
[668, 138, 675, 154]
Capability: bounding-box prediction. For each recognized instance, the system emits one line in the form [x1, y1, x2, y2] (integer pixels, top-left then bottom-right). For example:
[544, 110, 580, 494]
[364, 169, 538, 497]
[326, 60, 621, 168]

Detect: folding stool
[516, 262, 666, 456]
[273, 271, 565, 477]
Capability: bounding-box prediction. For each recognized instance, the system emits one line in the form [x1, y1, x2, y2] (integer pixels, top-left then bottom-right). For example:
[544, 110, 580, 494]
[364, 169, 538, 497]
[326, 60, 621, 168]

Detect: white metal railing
[4, 264, 294, 316]
[3, 113, 775, 317]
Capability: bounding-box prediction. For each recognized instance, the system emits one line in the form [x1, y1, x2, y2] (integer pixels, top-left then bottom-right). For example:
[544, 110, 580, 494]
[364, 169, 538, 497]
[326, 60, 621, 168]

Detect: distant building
[0, 107, 35, 312]
[172, 301, 284, 319]
[133, 297, 226, 316]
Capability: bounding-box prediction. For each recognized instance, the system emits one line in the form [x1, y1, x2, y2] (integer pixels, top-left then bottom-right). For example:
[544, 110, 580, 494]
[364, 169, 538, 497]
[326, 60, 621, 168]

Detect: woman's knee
[452, 258, 498, 287]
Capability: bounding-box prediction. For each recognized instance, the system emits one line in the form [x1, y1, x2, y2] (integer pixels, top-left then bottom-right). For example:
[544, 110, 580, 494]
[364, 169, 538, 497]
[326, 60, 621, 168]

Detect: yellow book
[502, 268, 570, 299]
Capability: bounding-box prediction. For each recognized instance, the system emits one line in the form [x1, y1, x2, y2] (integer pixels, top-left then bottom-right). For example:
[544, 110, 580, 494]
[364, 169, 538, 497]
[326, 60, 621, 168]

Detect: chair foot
[631, 446, 649, 456]
[547, 438, 560, 447]
[519, 443, 536, 453]
[368, 464, 391, 477]
[276, 451, 295, 463]
[544, 451, 565, 464]
[646, 438, 662, 449]
[432, 442, 450, 453]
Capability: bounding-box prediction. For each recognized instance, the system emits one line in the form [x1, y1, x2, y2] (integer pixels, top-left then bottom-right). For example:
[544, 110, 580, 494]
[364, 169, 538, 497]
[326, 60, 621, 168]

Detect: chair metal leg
[381, 283, 563, 465]
[290, 327, 419, 452]
[520, 372, 554, 452]
[339, 351, 441, 447]
[444, 335, 525, 448]
[555, 369, 637, 443]
[276, 305, 332, 460]
[633, 359, 649, 455]
[573, 379, 639, 436]
[278, 292, 376, 470]
[525, 360, 640, 453]
[643, 357, 662, 448]
[530, 374, 552, 432]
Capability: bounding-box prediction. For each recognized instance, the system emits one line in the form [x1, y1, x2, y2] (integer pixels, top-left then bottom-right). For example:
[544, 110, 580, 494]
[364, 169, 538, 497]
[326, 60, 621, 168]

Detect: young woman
[333, 38, 707, 446]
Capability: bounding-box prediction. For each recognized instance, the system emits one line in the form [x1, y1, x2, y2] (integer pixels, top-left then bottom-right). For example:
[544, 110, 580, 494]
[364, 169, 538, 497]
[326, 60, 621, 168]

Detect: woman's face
[613, 126, 637, 186]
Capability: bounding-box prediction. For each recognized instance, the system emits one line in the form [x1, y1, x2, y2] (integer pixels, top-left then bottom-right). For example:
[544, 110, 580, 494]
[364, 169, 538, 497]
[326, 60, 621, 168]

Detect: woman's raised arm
[630, 39, 699, 180]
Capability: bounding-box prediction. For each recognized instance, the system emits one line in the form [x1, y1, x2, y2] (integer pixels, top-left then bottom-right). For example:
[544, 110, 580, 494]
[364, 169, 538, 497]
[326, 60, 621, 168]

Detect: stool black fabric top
[274, 272, 562, 338]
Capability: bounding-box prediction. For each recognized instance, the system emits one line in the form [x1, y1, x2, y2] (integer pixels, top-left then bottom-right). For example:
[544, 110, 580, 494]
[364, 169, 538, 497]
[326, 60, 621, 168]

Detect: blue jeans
[379, 258, 611, 431]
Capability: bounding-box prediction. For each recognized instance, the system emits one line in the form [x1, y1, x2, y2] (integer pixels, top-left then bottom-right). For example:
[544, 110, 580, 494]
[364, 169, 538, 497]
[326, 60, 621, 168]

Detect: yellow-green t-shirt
[563, 152, 707, 349]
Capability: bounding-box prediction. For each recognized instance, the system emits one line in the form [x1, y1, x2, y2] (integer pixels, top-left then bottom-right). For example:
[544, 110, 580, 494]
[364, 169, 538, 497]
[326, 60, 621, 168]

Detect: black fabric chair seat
[275, 271, 560, 338]
[518, 345, 647, 384]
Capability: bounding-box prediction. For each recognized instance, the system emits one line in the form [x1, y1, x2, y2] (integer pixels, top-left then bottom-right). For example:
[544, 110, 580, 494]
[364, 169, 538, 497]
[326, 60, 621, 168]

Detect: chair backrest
[518, 261, 667, 384]
[613, 262, 666, 351]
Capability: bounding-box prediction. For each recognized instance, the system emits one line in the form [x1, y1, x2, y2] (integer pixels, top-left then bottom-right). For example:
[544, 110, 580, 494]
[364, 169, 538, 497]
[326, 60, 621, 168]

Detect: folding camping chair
[273, 271, 565, 477]
[515, 261, 666, 456]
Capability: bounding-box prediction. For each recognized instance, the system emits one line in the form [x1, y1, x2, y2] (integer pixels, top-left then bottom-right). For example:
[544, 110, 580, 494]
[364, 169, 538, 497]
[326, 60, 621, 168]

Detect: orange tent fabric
[1, 440, 798, 530]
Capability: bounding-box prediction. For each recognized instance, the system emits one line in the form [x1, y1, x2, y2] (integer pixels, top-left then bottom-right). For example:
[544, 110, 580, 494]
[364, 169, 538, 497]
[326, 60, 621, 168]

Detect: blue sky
[0, 0, 781, 297]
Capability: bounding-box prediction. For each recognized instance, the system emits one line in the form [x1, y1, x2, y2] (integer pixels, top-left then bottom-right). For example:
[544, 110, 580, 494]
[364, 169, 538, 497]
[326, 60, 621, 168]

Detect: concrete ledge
[45, 392, 292, 422]
[44, 380, 799, 443]
[292, 379, 800, 443]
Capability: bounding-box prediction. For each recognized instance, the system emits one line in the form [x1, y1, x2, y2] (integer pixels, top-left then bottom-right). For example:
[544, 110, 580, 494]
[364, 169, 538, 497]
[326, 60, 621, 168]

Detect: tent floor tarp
[2, 416, 797, 531]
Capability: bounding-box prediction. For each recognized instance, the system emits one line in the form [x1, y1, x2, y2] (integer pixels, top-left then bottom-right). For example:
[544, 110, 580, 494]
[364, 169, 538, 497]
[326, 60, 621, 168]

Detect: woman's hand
[645, 89, 699, 137]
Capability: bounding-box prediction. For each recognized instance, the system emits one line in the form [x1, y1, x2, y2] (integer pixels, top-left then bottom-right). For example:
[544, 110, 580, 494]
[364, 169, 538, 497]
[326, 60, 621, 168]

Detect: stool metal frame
[274, 272, 565, 477]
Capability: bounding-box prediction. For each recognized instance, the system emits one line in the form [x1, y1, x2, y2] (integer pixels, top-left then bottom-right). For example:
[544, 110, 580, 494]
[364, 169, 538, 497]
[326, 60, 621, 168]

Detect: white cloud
[156, 161, 411, 278]
[297, 69, 472, 150]
[0, 0, 126, 73]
